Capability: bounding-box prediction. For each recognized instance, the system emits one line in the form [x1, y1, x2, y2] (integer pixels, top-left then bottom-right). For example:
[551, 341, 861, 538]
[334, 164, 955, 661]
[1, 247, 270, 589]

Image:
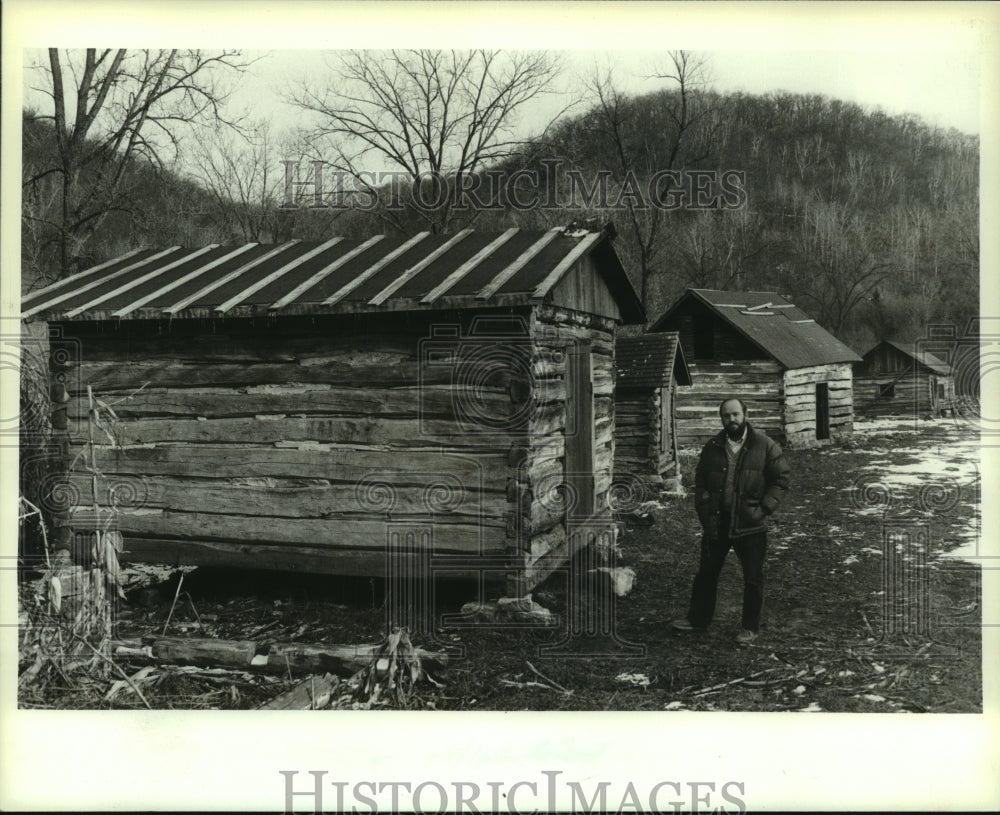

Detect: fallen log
[152, 636, 257, 669]
[111, 636, 448, 678]
[259, 673, 340, 710]
[267, 642, 448, 677]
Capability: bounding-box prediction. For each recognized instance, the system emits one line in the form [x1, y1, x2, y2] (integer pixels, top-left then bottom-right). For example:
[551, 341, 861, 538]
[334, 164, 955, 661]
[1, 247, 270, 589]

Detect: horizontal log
[151, 637, 257, 669]
[69, 356, 527, 392]
[119, 634, 449, 682]
[71, 416, 520, 449]
[64, 331, 428, 363]
[688, 360, 782, 371]
[84, 509, 510, 551]
[73, 443, 511, 487]
[684, 376, 783, 388]
[71, 474, 509, 520]
[783, 367, 852, 386]
[266, 642, 448, 678]
[534, 304, 617, 334]
[119, 537, 513, 577]
[69, 384, 516, 421]
[614, 427, 652, 439]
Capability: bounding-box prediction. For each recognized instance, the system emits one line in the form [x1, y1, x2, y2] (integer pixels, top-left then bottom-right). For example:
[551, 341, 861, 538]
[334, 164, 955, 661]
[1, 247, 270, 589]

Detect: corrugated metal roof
[22, 226, 645, 324]
[651, 288, 862, 369]
[616, 332, 692, 389]
[864, 340, 953, 377]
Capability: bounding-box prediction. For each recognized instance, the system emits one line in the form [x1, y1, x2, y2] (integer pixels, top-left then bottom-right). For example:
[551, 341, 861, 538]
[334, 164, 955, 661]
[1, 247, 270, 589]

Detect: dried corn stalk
[347, 629, 438, 709]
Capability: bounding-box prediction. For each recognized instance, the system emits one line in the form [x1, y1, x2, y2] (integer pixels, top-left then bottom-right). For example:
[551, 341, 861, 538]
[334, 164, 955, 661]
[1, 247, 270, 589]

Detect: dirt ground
[20, 416, 984, 712]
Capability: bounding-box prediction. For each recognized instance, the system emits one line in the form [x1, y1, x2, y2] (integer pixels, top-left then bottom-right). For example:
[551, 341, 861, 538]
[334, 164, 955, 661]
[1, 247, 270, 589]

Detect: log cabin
[854, 339, 956, 419]
[22, 224, 644, 595]
[613, 332, 691, 493]
[649, 288, 861, 448]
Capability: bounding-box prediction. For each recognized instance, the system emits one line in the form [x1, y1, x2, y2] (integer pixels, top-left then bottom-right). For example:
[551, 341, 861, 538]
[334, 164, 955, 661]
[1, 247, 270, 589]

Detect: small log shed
[649, 288, 862, 448]
[854, 339, 956, 419]
[22, 224, 645, 595]
[612, 333, 691, 494]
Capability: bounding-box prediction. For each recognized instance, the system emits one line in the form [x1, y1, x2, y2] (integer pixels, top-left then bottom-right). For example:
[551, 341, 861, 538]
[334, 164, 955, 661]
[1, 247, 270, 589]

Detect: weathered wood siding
[613, 390, 654, 478]
[518, 304, 616, 591]
[57, 313, 530, 575]
[613, 385, 679, 485]
[783, 363, 854, 447]
[675, 360, 784, 447]
[854, 372, 955, 418]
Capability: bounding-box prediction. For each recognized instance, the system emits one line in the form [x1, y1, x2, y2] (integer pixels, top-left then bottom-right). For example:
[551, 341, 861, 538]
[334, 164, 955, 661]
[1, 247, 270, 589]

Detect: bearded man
[672, 397, 790, 644]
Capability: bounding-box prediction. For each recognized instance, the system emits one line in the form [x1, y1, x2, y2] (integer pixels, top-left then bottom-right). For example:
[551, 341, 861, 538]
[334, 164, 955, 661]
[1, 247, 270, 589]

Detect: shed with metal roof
[854, 339, 956, 419]
[24, 224, 645, 597]
[613, 333, 691, 492]
[649, 288, 861, 447]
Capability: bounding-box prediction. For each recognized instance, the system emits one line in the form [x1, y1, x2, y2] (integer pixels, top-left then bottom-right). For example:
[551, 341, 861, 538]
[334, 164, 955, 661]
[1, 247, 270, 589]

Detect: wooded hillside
[23, 82, 979, 351]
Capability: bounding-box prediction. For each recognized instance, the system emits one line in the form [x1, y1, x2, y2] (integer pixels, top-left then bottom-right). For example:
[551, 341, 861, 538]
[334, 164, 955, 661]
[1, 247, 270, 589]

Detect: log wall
[675, 360, 784, 447]
[783, 363, 854, 448]
[613, 385, 679, 486]
[854, 372, 955, 418]
[55, 312, 532, 576]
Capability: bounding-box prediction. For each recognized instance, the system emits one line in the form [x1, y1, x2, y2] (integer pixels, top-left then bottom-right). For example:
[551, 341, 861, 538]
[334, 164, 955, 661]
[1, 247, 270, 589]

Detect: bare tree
[24, 48, 253, 280]
[790, 201, 893, 333]
[188, 119, 304, 243]
[672, 208, 773, 292]
[286, 49, 564, 233]
[582, 51, 718, 311]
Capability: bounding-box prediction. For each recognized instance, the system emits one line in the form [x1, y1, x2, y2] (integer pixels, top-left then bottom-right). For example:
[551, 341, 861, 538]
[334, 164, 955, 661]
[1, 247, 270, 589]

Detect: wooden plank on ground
[259, 674, 340, 710]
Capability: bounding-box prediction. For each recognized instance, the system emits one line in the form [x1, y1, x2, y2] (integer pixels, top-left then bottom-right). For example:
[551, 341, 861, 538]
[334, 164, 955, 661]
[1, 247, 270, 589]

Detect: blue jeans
[687, 515, 767, 632]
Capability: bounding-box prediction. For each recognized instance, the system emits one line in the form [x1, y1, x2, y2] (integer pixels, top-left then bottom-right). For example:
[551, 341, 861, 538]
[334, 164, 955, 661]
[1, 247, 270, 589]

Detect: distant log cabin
[649, 289, 861, 448]
[22, 224, 645, 595]
[613, 333, 691, 493]
[854, 340, 955, 418]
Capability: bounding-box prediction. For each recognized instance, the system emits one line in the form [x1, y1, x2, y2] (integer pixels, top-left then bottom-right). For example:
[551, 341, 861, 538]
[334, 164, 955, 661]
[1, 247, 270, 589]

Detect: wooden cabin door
[565, 340, 596, 519]
[815, 382, 830, 440]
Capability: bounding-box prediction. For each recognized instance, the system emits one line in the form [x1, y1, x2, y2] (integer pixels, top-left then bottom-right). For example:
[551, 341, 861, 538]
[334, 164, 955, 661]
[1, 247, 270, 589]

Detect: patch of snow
[798, 702, 824, 712]
[843, 555, 859, 565]
[792, 685, 806, 695]
[663, 701, 685, 710]
[856, 693, 887, 703]
[616, 672, 650, 687]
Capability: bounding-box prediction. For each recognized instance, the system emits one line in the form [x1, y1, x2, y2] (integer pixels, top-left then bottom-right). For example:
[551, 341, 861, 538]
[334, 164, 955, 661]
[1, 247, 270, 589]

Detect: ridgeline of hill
[22, 88, 978, 350]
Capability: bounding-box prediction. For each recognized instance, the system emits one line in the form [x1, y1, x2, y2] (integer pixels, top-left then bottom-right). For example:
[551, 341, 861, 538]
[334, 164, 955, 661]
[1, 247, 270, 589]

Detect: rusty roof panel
[22, 248, 157, 308]
[191, 243, 315, 309]
[160, 244, 280, 312]
[36, 247, 193, 316]
[391, 234, 496, 300]
[24, 226, 646, 323]
[494, 234, 577, 294]
[444, 230, 538, 296]
[93, 246, 236, 312]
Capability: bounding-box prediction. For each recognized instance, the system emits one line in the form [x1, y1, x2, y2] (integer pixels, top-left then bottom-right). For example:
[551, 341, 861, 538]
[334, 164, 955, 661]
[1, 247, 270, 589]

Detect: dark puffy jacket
[695, 424, 790, 539]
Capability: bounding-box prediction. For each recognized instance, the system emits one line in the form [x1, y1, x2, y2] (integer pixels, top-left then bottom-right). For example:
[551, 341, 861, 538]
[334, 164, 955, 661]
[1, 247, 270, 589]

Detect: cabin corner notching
[22, 225, 645, 591]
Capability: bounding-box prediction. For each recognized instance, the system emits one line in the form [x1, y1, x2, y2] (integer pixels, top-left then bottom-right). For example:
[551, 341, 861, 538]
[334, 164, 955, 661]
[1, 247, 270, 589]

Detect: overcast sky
[212, 47, 980, 142]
